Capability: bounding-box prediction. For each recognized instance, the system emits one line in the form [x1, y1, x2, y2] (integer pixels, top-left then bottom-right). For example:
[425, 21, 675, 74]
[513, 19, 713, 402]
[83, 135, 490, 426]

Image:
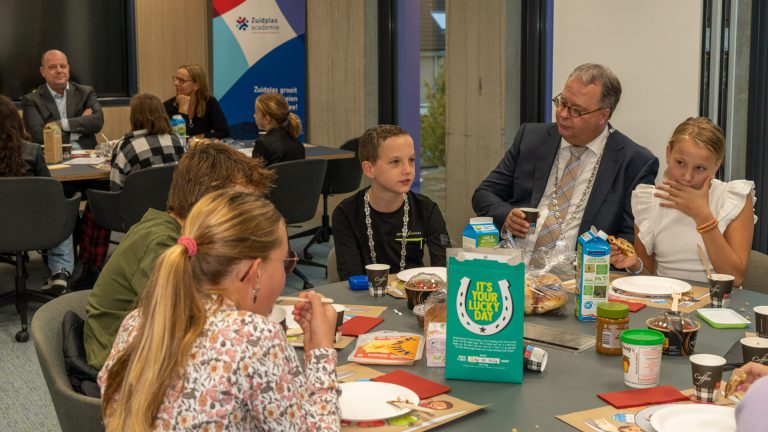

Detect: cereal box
[575, 228, 611, 321]
[445, 249, 524, 383]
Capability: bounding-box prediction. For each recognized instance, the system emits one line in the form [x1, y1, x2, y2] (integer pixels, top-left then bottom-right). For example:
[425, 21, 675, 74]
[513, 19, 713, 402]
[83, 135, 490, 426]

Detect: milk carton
[575, 228, 611, 321]
[462, 217, 499, 249]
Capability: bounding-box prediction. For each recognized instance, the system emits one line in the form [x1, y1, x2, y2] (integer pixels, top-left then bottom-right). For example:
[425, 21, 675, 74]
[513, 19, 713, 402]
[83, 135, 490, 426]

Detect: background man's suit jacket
[21, 81, 104, 149]
[472, 122, 659, 242]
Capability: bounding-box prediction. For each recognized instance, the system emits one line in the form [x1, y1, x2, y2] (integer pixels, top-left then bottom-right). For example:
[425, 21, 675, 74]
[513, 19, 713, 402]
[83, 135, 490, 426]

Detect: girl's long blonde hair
[255, 92, 302, 138]
[101, 190, 283, 431]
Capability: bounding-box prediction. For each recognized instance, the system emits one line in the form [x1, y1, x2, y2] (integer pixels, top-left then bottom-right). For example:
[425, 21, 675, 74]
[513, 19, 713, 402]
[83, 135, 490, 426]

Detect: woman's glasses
[239, 250, 299, 282]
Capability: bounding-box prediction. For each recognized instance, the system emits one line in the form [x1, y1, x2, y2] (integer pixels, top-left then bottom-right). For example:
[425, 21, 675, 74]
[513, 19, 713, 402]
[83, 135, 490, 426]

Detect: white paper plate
[635, 403, 677, 432]
[339, 382, 420, 421]
[650, 404, 735, 432]
[397, 267, 447, 282]
[612, 276, 691, 297]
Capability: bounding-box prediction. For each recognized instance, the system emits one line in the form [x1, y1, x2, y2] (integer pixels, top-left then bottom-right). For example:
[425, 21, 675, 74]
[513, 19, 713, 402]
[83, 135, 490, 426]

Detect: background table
[50, 163, 110, 182]
[314, 281, 766, 430]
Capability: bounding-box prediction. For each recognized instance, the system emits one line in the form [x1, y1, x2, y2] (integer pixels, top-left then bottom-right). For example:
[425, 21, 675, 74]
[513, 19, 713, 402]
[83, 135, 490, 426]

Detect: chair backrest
[324, 138, 362, 196]
[31, 290, 104, 432]
[744, 250, 768, 294]
[88, 164, 176, 233]
[0, 177, 81, 252]
[120, 164, 177, 229]
[268, 159, 327, 224]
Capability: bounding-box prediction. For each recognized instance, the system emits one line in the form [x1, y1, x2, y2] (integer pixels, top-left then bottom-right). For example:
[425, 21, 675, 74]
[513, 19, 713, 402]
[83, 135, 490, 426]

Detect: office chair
[267, 159, 328, 289]
[0, 177, 80, 342]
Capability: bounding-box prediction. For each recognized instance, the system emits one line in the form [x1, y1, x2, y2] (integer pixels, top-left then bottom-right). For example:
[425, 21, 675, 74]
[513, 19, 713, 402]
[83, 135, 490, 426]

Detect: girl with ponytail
[250, 92, 305, 166]
[99, 189, 340, 431]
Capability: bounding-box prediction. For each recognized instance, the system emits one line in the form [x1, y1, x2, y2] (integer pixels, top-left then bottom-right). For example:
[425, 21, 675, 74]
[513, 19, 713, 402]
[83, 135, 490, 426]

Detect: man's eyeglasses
[552, 93, 607, 118]
[239, 249, 299, 282]
[172, 75, 192, 84]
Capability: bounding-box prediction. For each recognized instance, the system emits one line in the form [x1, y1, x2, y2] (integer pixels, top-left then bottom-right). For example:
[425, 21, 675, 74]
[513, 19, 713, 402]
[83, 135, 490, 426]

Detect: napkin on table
[341, 316, 384, 336]
[372, 369, 451, 399]
[608, 299, 646, 312]
[597, 385, 690, 408]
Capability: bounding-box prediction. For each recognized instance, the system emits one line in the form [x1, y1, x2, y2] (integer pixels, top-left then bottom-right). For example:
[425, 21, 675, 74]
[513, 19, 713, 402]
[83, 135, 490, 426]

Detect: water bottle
[171, 114, 188, 150]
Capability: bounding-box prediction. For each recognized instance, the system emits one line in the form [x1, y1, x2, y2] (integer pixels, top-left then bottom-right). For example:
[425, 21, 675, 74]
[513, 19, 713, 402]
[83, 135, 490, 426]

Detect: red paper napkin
[372, 370, 451, 399]
[598, 385, 689, 408]
[341, 316, 384, 336]
[609, 299, 646, 312]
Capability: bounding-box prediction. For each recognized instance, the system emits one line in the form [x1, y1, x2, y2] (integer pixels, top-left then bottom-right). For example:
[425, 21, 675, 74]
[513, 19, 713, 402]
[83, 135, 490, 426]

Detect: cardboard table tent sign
[445, 249, 525, 383]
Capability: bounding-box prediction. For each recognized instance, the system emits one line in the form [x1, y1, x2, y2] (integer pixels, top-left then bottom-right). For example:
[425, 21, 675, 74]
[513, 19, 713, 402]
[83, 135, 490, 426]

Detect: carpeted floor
[0, 230, 332, 432]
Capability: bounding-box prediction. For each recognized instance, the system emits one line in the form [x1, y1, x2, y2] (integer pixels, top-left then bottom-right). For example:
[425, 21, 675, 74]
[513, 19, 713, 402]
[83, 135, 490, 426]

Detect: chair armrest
[87, 189, 124, 232]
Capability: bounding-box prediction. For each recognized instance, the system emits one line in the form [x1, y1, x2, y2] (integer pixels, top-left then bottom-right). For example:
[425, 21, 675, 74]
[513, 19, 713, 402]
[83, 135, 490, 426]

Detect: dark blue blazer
[472, 122, 659, 242]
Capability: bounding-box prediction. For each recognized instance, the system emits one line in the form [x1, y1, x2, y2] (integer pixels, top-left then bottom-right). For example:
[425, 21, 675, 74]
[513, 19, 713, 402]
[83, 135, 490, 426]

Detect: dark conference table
[314, 280, 766, 430]
[50, 143, 354, 182]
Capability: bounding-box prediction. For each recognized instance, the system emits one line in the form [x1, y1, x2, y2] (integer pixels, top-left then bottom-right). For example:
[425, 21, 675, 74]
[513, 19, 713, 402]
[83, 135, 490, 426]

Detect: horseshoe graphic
[456, 277, 514, 336]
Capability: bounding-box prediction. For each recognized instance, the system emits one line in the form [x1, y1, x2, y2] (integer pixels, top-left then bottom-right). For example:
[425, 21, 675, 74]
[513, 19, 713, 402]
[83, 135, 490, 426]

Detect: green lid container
[597, 302, 629, 319]
[620, 328, 664, 346]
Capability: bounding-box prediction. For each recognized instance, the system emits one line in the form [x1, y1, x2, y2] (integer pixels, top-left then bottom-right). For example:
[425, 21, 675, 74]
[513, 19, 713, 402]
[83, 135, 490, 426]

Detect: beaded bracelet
[696, 218, 718, 234]
[626, 259, 644, 274]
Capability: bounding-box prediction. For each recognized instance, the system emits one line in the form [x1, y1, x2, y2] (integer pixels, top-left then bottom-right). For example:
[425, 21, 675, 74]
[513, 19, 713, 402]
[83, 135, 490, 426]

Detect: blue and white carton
[462, 217, 499, 249]
[575, 227, 611, 321]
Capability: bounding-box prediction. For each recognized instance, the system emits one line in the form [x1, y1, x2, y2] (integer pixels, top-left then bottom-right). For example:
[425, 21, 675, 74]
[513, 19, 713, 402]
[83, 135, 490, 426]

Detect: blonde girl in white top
[611, 117, 755, 286]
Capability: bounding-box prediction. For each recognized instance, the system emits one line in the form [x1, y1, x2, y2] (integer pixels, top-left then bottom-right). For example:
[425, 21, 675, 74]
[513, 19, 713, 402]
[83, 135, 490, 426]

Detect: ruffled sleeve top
[631, 179, 755, 283]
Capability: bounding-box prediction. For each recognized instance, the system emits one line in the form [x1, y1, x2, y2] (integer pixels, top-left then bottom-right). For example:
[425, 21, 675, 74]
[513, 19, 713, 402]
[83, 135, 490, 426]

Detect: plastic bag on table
[422, 288, 447, 332]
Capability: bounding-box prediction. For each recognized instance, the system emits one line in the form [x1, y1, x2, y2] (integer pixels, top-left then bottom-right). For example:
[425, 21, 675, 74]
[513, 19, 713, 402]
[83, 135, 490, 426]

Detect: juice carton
[445, 248, 524, 383]
[462, 217, 499, 249]
[575, 228, 611, 321]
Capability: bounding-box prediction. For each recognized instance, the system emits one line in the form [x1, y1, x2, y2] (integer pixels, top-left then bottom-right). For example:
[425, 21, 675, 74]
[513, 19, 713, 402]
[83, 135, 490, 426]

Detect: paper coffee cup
[754, 306, 768, 338]
[523, 345, 548, 372]
[707, 274, 734, 308]
[689, 354, 726, 402]
[332, 304, 346, 344]
[741, 337, 768, 365]
[365, 264, 390, 297]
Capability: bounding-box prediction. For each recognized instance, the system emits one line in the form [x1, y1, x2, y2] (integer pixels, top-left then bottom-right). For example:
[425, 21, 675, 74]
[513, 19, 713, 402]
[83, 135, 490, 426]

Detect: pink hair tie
[177, 236, 198, 257]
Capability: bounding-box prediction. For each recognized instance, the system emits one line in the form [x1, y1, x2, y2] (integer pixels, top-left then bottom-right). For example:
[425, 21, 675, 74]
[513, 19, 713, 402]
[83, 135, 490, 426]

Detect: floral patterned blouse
[98, 295, 340, 431]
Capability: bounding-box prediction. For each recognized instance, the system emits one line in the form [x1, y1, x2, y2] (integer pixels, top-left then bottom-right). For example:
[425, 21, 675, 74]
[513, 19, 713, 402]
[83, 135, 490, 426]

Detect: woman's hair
[102, 189, 284, 431]
[179, 63, 210, 119]
[255, 92, 302, 138]
[130, 93, 172, 135]
[668, 117, 725, 163]
[166, 142, 275, 218]
[0, 95, 28, 176]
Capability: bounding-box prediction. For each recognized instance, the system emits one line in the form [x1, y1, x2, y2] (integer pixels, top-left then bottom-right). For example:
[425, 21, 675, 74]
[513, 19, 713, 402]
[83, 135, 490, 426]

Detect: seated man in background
[332, 124, 450, 281]
[83, 143, 275, 370]
[21, 49, 104, 150]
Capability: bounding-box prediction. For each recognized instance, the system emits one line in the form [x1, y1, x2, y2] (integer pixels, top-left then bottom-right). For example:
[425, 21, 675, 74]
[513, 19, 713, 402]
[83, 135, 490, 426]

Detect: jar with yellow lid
[596, 302, 630, 355]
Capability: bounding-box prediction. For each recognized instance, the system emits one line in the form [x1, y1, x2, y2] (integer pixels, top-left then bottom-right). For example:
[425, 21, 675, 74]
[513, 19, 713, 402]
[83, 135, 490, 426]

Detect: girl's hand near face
[655, 176, 716, 225]
[292, 291, 336, 353]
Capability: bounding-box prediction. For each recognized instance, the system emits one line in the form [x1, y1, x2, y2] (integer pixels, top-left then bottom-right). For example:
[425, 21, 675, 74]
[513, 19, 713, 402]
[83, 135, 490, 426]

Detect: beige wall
[101, 0, 209, 140]
[444, 0, 521, 239]
[552, 0, 702, 179]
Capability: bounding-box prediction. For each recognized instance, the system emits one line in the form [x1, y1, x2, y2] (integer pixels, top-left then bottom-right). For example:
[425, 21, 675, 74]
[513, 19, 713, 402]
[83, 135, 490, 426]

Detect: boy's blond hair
[358, 124, 409, 164]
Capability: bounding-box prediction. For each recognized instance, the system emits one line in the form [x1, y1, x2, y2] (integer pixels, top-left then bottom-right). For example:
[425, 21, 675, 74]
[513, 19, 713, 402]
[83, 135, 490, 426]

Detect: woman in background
[164, 64, 230, 139]
[99, 190, 340, 431]
[0, 94, 73, 293]
[251, 92, 304, 166]
[110, 93, 185, 190]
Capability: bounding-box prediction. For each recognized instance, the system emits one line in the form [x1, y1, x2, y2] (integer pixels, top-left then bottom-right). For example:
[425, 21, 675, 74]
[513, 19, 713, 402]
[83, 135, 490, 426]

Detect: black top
[332, 188, 451, 281]
[250, 127, 305, 166]
[5, 141, 51, 177]
[163, 96, 230, 139]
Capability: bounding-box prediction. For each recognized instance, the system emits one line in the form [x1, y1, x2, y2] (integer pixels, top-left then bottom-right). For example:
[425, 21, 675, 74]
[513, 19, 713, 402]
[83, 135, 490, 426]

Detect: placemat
[336, 364, 486, 431]
[556, 386, 739, 431]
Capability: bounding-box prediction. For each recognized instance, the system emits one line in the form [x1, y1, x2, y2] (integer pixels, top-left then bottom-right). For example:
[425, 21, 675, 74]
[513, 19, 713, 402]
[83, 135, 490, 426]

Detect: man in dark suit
[472, 63, 658, 249]
[21, 50, 103, 150]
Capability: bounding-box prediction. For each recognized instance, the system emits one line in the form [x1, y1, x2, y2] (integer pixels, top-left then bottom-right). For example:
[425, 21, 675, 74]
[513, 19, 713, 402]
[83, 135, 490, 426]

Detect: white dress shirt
[533, 126, 610, 251]
[47, 83, 81, 148]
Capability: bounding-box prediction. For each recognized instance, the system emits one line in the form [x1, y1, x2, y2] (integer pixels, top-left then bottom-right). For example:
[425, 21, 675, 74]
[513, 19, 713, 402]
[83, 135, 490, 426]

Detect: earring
[252, 278, 261, 304]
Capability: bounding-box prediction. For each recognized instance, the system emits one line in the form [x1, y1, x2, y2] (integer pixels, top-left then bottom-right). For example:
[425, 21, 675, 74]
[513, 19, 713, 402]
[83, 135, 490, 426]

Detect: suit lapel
[581, 128, 624, 232]
[37, 85, 61, 121]
[530, 124, 561, 207]
[66, 83, 79, 118]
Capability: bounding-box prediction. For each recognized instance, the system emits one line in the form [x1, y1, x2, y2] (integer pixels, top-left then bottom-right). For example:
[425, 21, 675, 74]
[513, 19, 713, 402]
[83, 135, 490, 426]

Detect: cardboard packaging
[445, 248, 524, 383]
[43, 127, 63, 164]
[575, 228, 611, 321]
[462, 217, 499, 249]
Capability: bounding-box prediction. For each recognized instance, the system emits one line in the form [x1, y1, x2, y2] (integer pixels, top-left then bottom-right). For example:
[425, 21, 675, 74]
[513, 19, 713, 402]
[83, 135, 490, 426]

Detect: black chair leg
[14, 251, 29, 342]
[302, 229, 324, 260]
[292, 267, 313, 290]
